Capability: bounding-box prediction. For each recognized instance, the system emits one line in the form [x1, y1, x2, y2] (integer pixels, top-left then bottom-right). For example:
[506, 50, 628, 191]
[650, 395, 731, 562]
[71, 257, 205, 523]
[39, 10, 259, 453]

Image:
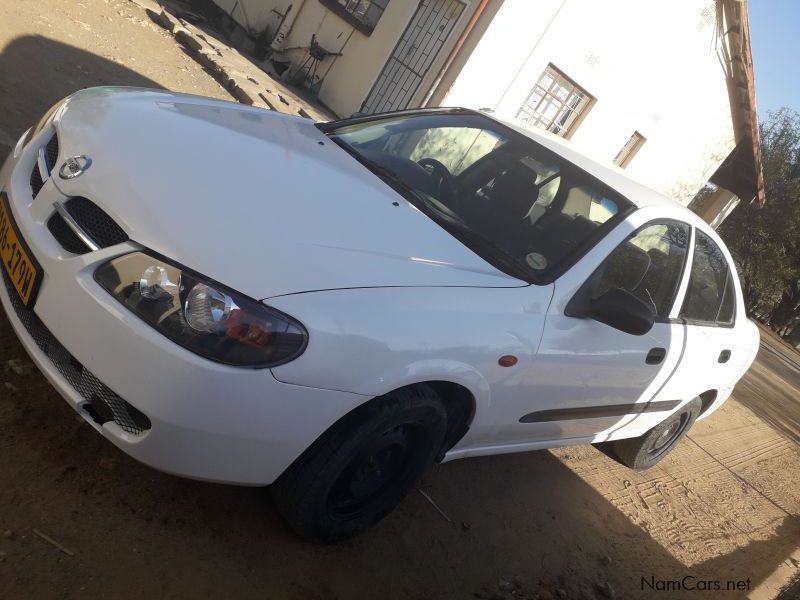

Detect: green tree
[718, 108, 800, 337]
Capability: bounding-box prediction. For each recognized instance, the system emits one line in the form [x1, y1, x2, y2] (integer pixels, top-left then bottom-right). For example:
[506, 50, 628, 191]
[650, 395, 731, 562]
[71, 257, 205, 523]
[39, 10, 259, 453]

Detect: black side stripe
[519, 400, 682, 423]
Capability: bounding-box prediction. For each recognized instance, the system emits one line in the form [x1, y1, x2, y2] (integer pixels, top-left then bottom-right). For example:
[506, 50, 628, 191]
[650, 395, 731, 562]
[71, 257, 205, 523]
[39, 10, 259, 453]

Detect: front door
[360, 0, 466, 114]
[490, 217, 692, 447]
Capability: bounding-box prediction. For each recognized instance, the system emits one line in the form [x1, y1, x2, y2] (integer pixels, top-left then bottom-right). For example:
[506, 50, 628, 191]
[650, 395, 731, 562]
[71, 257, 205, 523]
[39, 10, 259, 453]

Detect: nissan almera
[0, 88, 759, 542]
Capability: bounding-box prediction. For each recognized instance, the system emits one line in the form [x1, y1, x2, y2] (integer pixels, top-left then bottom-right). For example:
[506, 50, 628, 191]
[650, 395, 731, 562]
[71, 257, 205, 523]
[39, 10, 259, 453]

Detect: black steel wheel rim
[647, 411, 689, 457]
[327, 422, 427, 521]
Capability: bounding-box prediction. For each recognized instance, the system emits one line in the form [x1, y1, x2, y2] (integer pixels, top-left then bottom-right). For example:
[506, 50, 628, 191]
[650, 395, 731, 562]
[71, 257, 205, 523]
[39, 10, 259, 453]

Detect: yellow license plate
[0, 192, 42, 306]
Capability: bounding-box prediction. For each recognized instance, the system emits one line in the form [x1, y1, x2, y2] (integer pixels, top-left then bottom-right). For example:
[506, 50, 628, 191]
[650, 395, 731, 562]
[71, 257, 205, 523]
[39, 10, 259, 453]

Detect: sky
[747, 0, 800, 116]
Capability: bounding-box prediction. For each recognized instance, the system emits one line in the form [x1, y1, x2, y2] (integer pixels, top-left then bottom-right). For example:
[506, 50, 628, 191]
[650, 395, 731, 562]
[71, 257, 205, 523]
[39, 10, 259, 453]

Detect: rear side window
[592, 221, 690, 319]
[680, 230, 736, 325]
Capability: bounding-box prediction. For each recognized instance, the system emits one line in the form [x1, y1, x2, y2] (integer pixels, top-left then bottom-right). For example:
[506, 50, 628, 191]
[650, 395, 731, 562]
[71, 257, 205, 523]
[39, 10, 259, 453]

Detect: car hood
[52, 88, 524, 298]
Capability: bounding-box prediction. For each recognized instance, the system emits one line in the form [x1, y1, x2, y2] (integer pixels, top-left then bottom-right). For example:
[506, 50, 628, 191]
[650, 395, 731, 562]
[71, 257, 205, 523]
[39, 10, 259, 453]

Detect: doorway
[360, 0, 467, 113]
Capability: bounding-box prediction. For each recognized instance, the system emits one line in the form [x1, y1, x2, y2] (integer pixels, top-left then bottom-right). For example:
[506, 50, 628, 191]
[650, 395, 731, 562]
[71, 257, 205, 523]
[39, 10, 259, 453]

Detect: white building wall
[443, 0, 737, 206]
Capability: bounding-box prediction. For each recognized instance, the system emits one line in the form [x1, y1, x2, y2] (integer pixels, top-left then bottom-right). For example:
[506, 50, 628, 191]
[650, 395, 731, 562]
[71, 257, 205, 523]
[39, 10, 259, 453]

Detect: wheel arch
[276, 378, 480, 484]
[417, 381, 476, 458]
[343, 379, 479, 458]
[698, 389, 718, 415]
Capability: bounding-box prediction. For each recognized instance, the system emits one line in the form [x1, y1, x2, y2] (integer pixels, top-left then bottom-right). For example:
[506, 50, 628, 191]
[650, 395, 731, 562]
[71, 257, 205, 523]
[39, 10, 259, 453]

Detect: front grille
[30, 164, 44, 197]
[30, 133, 59, 198]
[1, 268, 151, 435]
[27, 132, 129, 254]
[64, 197, 128, 248]
[29, 132, 59, 199]
[45, 135, 59, 172]
[47, 212, 92, 254]
[46, 198, 128, 255]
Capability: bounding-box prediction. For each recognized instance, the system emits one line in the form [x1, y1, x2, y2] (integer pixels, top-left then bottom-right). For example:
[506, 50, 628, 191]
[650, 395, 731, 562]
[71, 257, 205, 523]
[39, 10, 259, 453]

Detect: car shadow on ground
[0, 36, 799, 600]
[0, 35, 164, 161]
[733, 344, 800, 446]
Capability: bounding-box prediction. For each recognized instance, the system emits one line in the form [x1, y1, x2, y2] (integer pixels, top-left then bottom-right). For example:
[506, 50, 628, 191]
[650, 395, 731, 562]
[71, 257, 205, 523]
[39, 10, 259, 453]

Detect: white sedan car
[1, 88, 758, 541]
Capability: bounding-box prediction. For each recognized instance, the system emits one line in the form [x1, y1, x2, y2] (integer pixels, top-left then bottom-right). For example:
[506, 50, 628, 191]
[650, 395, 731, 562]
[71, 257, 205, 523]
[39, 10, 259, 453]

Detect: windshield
[322, 111, 633, 283]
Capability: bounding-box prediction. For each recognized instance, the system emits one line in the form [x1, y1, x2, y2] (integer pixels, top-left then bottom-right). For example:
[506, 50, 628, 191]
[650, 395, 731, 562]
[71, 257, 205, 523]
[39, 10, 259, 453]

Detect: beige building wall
[282, 1, 424, 116]
[212, 0, 479, 117]
[442, 0, 738, 206]
[210, 0, 279, 34]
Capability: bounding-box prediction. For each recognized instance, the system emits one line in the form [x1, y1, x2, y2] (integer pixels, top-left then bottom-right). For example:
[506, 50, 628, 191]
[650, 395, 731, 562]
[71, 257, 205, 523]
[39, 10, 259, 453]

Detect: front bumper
[0, 127, 366, 485]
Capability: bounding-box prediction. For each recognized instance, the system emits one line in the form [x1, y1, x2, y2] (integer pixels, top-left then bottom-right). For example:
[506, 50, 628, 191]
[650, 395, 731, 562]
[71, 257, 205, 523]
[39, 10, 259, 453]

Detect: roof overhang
[714, 0, 764, 205]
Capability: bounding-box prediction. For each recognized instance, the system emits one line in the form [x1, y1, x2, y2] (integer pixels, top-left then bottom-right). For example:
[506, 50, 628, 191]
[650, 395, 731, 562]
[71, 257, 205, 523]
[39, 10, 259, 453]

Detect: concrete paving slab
[143, 0, 335, 121]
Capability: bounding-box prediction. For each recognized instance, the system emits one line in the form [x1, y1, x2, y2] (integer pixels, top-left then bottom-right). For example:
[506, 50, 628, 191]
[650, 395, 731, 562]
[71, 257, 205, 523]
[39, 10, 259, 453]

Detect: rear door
[648, 228, 751, 411]
[677, 229, 742, 377]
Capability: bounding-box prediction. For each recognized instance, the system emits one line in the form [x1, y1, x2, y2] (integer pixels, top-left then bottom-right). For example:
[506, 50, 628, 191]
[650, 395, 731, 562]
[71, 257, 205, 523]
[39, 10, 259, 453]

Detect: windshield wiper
[365, 164, 436, 211]
[431, 217, 534, 283]
[327, 138, 431, 208]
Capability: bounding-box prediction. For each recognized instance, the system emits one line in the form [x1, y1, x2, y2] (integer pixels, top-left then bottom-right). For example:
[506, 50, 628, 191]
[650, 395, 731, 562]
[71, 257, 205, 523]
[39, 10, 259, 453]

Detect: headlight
[95, 252, 308, 368]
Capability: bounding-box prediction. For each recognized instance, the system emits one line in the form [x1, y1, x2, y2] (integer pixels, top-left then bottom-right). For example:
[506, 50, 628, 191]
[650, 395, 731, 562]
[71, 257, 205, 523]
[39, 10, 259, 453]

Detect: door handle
[718, 349, 731, 363]
[646, 347, 666, 365]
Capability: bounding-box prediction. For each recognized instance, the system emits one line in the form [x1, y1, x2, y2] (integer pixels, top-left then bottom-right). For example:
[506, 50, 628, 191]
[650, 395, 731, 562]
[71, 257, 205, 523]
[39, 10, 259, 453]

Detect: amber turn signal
[498, 355, 518, 367]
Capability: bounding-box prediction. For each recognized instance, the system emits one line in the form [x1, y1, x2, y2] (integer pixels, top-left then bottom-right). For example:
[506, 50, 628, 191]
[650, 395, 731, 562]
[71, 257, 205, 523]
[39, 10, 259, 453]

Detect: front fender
[353, 358, 491, 409]
[268, 285, 552, 444]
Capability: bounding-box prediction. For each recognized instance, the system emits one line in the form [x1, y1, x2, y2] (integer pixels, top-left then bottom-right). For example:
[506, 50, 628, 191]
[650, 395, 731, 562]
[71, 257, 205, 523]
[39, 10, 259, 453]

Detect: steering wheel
[417, 158, 458, 203]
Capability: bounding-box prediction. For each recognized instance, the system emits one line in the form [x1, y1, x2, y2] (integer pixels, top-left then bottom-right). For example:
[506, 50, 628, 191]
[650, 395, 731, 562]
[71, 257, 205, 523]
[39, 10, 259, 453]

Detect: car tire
[271, 384, 447, 543]
[610, 397, 702, 471]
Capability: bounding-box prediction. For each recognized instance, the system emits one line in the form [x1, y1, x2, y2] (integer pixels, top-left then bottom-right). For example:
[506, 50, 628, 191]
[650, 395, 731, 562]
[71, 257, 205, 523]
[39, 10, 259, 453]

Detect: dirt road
[1, 1, 799, 598]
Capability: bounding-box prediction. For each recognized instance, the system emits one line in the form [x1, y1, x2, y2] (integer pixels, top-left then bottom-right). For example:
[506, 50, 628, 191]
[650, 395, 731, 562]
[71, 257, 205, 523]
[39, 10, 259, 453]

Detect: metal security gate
[360, 0, 467, 114]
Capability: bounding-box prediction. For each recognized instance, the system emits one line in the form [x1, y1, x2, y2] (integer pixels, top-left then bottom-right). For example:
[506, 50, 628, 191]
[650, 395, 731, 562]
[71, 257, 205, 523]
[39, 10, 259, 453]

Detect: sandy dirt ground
[1, 1, 799, 598]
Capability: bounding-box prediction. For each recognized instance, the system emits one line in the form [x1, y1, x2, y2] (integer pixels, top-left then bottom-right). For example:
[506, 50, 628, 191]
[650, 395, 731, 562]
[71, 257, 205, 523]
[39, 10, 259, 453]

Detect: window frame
[566, 219, 692, 323]
[613, 131, 647, 168]
[319, 0, 389, 35]
[516, 64, 595, 139]
[678, 228, 737, 329]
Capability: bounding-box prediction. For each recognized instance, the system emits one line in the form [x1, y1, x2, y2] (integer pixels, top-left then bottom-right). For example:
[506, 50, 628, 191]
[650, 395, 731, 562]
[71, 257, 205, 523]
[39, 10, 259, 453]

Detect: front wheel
[610, 397, 702, 471]
[271, 385, 447, 543]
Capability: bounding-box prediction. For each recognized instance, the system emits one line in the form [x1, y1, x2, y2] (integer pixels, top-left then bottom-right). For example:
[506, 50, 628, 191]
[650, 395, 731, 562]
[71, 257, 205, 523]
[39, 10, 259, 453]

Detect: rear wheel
[271, 385, 447, 543]
[610, 398, 702, 471]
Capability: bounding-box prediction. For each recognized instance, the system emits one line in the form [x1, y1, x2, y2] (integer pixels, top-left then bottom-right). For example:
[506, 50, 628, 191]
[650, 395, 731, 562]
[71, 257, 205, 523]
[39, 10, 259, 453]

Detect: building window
[320, 0, 389, 34]
[613, 131, 646, 168]
[517, 65, 594, 137]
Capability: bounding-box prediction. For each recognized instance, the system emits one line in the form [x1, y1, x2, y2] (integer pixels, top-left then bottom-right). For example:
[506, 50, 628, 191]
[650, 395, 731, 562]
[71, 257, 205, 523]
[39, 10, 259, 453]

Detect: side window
[593, 221, 690, 319]
[680, 231, 736, 325]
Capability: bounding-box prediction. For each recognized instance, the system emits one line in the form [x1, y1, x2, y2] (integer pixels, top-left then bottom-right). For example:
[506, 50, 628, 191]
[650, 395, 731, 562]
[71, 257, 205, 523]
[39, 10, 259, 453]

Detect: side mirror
[587, 288, 655, 336]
